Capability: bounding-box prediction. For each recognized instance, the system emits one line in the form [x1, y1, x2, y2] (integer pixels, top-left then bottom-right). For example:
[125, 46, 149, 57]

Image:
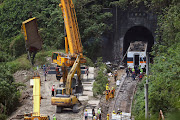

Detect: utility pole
[145, 83, 149, 119]
[116, 5, 117, 32]
[146, 52, 149, 83]
[145, 52, 149, 119]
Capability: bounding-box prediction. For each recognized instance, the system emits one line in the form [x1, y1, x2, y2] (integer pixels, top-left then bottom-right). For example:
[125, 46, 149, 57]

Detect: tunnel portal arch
[123, 26, 154, 55]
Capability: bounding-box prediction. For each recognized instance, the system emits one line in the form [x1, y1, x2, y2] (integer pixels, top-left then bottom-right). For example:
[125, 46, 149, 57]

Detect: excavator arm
[65, 55, 81, 95]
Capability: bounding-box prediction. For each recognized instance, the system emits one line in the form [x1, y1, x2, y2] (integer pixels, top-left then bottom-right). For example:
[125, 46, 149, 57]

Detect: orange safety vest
[114, 73, 117, 77]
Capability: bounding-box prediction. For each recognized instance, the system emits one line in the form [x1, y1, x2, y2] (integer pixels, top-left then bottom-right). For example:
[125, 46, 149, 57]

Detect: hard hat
[107, 114, 109, 116]
[85, 109, 87, 111]
[113, 110, 115, 113]
[99, 108, 101, 110]
[53, 84, 55, 86]
[112, 87, 114, 89]
[106, 83, 109, 85]
[53, 114, 55, 116]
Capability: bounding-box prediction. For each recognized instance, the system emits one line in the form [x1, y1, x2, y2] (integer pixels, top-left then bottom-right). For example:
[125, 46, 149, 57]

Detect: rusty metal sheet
[22, 17, 42, 50]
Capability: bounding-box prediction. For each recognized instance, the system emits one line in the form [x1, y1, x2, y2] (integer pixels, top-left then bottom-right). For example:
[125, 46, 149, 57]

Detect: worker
[114, 70, 118, 82]
[132, 68, 135, 73]
[132, 67, 136, 80]
[93, 114, 97, 120]
[140, 68, 143, 74]
[48, 116, 50, 120]
[53, 114, 56, 120]
[43, 65, 47, 81]
[106, 83, 110, 101]
[92, 108, 95, 119]
[112, 110, 116, 114]
[126, 67, 129, 77]
[117, 108, 121, 115]
[52, 84, 55, 96]
[138, 65, 141, 74]
[106, 83, 109, 91]
[97, 108, 101, 120]
[105, 90, 109, 101]
[107, 114, 109, 120]
[128, 67, 132, 73]
[84, 109, 88, 120]
[136, 65, 139, 75]
[112, 110, 116, 120]
[86, 66, 89, 80]
[139, 73, 143, 80]
[111, 87, 115, 98]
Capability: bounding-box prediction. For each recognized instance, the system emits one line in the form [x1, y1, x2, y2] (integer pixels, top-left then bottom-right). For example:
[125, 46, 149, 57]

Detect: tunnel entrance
[123, 26, 154, 64]
[123, 26, 154, 55]
[123, 26, 154, 54]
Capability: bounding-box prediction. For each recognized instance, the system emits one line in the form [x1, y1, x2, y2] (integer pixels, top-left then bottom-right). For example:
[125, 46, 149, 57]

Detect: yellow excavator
[51, 0, 86, 113]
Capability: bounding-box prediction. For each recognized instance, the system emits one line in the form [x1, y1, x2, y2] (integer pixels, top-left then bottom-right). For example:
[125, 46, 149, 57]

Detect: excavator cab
[56, 88, 66, 95]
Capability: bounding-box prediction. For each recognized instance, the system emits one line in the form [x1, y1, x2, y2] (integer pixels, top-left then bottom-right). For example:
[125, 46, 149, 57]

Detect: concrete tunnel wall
[102, 6, 157, 63]
[123, 26, 154, 54]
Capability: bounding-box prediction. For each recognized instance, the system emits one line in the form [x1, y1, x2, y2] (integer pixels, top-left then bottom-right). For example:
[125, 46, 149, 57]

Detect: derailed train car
[127, 41, 147, 69]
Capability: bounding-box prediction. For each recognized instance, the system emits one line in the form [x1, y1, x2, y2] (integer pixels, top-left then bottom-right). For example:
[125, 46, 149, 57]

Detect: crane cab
[52, 52, 73, 67]
[52, 52, 62, 64]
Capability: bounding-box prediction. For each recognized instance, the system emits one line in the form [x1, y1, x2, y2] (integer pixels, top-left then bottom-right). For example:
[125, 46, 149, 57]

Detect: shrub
[6, 54, 31, 73]
[0, 64, 24, 116]
[84, 57, 94, 67]
[93, 57, 108, 96]
[0, 114, 7, 120]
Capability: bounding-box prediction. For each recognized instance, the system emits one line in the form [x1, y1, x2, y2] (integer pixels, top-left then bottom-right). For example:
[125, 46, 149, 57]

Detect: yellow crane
[52, 0, 85, 87]
[51, 0, 86, 113]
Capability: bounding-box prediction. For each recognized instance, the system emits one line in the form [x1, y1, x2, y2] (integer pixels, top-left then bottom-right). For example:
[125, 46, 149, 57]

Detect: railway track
[108, 75, 138, 120]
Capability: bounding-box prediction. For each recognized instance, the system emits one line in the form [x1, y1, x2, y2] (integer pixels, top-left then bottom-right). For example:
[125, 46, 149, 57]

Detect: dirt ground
[8, 66, 129, 120]
[9, 68, 84, 120]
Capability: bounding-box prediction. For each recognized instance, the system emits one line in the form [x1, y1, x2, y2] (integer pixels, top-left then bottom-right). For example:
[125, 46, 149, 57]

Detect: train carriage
[127, 41, 147, 69]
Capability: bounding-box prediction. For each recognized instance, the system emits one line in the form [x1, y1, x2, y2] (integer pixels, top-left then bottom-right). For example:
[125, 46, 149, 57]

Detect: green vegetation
[75, 1, 112, 58]
[84, 57, 95, 67]
[6, 54, 31, 73]
[93, 57, 108, 96]
[130, 0, 180, 119]
[0, 0, 112, 60]
[0, 64, 24, 119]
[34, 49, 62, 66]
